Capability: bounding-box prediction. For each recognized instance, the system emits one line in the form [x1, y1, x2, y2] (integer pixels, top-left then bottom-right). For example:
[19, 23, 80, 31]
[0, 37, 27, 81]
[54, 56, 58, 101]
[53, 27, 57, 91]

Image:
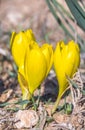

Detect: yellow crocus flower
[10, 29, 35, 67]
[18, 43, 53, 101]
[52, 40, 80, 114]
[10, 29, 53, 105]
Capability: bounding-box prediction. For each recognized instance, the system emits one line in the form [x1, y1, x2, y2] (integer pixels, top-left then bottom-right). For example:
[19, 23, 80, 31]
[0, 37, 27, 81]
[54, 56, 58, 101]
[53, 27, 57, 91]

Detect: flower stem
[51, 97, 60, 115]
[31, 94, 37, 111]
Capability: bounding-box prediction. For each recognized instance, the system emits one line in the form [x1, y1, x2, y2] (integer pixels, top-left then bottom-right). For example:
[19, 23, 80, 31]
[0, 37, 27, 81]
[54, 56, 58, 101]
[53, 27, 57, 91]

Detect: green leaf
[46, 0, 74, 39]
[65, 0, 85, 31]
[64, 103, 73, 115]
[66, 76, 79, 89]
[67, 76, 85, 95]
[0, 99, 31, 107]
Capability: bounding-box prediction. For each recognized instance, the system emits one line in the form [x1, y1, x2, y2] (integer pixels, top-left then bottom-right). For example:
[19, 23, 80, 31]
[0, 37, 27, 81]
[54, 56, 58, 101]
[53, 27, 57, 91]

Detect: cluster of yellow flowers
[10, 29, 80, 113]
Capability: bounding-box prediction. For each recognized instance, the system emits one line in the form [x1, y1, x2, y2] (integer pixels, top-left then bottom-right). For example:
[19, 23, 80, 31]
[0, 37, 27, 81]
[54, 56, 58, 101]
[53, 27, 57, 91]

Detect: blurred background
[0, 0, 85, 44]
[0, 0, 63, 45]
[0, 0, 85, 45]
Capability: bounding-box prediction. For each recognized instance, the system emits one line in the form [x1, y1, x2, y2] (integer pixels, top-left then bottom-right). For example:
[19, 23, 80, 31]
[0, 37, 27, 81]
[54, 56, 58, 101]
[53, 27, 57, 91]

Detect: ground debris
[14, 110, 39, 129]
[0, 89, 13, 102]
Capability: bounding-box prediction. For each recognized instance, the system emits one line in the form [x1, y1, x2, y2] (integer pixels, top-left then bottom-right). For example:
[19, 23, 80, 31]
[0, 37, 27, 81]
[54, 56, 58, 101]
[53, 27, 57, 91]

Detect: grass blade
[65, 0, 85, 31]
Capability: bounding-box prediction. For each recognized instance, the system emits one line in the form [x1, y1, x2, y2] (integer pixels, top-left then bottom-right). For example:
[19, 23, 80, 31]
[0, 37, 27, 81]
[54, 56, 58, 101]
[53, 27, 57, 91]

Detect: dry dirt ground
[0, 0, 85, 130]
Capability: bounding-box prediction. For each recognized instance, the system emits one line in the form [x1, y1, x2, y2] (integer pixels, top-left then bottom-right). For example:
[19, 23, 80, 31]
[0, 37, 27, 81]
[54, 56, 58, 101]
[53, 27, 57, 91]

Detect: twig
[0, 48, 7, 56]
[51, 122, 74, 130]
[69, 83, 76, 108]
[35, 103, 47, 130]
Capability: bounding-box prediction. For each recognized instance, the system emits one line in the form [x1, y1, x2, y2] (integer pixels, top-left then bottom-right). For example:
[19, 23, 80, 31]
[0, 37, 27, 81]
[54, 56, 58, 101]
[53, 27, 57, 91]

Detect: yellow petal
[10, 29, 36, 67]
[64, 41, 80, 77]
[41, 43, 53, 76]
[10, 32, 16, 49]
[52, 40, 80, 114]
[29, 41, 39, 49]
[25, 29, 36, 41]
[10, 31, 28, 67]
[18, 66, 31, 101]
[25, 46, 47, 94]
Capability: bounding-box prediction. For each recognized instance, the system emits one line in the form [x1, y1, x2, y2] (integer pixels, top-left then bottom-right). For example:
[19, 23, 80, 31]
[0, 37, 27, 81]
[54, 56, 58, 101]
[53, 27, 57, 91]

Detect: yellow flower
[18, 44, 53, 99]
[10, 28, 53, 105]
[52, 40, 80, 114]
[10, 29, 35, 67]
[18, 43, 53, 101]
